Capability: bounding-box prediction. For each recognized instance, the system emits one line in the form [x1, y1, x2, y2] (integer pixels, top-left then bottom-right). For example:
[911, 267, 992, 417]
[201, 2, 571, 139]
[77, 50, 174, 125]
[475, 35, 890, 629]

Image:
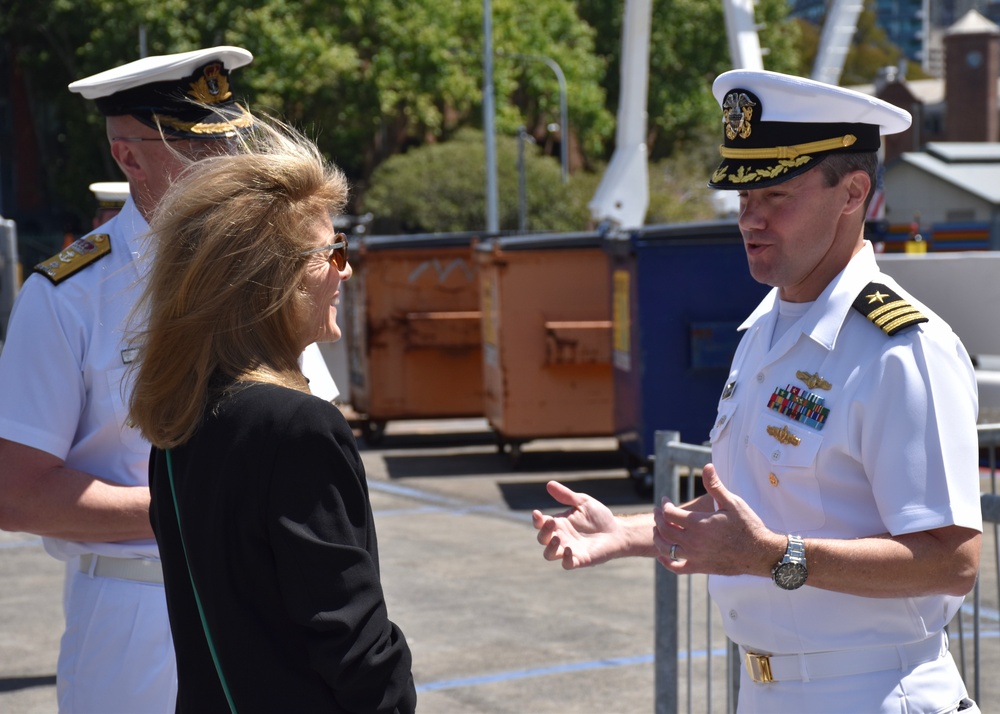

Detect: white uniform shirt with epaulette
[0, 196, 156, 560]
[706, 241, 982, 705]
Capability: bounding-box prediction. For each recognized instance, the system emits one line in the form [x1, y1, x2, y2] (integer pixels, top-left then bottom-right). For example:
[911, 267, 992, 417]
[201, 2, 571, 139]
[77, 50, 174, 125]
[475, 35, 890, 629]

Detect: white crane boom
[812, 0, 863, 85]
[722, 0, 765, 70]
[587, 0, 652, 231]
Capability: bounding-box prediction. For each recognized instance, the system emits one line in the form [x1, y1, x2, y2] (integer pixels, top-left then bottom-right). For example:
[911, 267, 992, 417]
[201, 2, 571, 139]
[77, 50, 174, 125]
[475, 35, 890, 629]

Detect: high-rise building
[875, 0, 927, 61]
[789, 0, 1000, 68]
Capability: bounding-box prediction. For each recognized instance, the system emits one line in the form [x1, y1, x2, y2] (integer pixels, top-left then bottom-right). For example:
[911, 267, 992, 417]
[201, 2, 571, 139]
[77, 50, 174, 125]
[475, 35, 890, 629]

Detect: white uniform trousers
[58, 560, 176, 713]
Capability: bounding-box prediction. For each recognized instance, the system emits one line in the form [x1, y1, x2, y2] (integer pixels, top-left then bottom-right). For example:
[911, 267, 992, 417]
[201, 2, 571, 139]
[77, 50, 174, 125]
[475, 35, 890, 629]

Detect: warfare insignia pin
[795, 371, 832, 391]
[766, 424, 801, 446]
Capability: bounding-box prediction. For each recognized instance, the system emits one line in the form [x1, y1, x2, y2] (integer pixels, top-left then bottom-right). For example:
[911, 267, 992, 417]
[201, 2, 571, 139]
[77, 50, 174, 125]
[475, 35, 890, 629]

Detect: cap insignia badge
[188, 63, 232, 105]
[723, 91, 756, 141]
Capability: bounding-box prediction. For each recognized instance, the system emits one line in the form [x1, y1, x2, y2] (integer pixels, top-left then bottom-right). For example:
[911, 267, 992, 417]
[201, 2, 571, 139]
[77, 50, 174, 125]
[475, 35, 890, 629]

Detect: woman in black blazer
[128, 115, 416, 714]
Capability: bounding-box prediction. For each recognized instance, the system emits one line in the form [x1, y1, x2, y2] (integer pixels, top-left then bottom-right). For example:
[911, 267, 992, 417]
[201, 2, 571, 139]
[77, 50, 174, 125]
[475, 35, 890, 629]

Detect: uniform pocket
[748, 413, 825, 531]
[709, 400, 739, 444]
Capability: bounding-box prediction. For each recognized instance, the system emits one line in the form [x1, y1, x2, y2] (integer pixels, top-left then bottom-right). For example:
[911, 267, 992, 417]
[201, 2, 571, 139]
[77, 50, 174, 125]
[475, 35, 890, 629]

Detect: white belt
[79, 554, 164, 585]
[742, 633, 946, 684]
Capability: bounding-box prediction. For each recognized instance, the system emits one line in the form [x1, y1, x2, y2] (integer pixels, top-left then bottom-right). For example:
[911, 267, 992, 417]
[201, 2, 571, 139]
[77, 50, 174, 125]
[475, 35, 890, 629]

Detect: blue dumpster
[606, 220, 768, 491]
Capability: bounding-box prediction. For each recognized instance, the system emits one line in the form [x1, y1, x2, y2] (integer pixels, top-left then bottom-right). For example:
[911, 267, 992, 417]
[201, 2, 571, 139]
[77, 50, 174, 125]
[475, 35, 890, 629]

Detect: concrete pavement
[2, 417, 998, 713]
[0, 419, 660, 714]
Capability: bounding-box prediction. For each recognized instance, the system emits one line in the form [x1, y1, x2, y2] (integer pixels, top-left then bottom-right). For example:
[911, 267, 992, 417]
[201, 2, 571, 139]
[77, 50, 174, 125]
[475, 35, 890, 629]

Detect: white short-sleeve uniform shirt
[708, 242, 982, 712]
[0, 197, 156, 560]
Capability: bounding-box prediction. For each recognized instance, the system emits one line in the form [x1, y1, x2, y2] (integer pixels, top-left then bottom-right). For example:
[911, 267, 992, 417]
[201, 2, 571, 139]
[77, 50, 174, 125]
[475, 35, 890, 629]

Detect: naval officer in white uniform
[532, 70, 982, 713]
[0, 46, 255, 712]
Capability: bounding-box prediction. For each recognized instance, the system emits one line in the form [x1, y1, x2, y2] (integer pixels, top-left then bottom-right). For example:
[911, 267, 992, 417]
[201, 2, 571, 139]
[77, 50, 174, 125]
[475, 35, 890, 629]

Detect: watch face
[774, 562, 808, 590]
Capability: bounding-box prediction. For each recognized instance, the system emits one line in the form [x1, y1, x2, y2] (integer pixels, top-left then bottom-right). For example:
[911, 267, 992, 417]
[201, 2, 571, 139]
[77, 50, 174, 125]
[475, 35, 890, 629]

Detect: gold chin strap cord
[720, 134, 857, 160]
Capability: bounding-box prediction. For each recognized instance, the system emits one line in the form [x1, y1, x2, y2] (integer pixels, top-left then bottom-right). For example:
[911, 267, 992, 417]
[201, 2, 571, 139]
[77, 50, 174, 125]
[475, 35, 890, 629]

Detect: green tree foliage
[2, 0, 611, 224]
[646, 149, 721, 225]
[362, 128, 589, 233]
[3, 0, 814, 234]
[363, 126, 726, 233]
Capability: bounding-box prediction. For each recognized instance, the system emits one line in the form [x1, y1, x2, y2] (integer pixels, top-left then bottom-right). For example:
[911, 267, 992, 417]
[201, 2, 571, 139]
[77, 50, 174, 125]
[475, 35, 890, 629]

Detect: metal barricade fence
[652, 424, 1000, 714]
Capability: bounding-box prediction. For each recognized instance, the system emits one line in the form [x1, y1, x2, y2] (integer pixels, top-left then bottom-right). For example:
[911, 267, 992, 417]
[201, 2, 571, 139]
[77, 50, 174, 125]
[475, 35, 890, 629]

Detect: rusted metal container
[475, 232, 614, 464]
[344, 233, 485, 443]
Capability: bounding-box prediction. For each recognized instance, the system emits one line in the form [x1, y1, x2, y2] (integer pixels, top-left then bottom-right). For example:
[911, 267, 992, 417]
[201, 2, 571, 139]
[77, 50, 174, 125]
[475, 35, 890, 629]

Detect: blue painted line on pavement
[369, 480, 468, 508]
[961, 601, 1000, 623]
[416, 654, 654, 692]
[415, 648, 731, 693]
[369, 481, 531, 523]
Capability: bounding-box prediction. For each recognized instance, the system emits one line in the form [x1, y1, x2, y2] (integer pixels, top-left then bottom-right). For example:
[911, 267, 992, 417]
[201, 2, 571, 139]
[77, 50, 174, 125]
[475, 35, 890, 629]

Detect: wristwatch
[772, 535, 808, 590]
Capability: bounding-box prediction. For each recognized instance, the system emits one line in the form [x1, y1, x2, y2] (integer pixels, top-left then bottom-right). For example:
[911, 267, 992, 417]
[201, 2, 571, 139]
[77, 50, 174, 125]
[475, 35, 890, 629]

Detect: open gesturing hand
[531, 481, 630, 570]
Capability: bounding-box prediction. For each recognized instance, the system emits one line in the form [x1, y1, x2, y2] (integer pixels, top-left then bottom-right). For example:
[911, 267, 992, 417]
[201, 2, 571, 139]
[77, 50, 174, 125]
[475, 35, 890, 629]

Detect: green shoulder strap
[165, 448, 238, 714]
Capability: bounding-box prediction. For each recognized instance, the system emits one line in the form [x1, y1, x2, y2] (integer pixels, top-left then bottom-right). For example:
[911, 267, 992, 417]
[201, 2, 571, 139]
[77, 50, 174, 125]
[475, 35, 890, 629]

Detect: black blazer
[149, 381, 416, 713]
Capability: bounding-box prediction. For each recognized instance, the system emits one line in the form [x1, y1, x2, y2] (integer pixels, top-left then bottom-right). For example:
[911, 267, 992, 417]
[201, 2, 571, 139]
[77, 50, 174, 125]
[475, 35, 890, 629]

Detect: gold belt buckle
[744, 651, 774, 683]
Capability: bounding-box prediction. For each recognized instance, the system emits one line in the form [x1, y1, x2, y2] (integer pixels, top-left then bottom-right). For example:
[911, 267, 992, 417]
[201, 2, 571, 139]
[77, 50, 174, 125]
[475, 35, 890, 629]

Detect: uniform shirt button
[771, 449, 781, 461]
[716, 414, 727, 427]
[756, 372, 765, 383]
[729, 609, 738, 620]
[743, 435, 749, 446]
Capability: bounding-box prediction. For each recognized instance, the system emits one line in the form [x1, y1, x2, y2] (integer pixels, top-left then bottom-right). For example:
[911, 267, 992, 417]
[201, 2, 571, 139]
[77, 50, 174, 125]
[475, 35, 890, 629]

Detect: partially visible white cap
[69, 46, 252, 100]
[89, 181, 130, 207]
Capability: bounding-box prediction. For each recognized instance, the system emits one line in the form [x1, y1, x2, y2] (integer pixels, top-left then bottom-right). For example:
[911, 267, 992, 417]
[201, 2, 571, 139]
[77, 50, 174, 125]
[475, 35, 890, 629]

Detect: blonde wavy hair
[128, 116, 349, 449]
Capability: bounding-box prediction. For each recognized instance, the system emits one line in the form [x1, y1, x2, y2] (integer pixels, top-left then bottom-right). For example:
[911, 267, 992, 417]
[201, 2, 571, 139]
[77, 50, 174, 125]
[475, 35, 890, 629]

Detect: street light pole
[482, 0, 499, 233]
[517, 126, 535, 232]
[540, 56, 569, 185]
[501, 52, 569, 184]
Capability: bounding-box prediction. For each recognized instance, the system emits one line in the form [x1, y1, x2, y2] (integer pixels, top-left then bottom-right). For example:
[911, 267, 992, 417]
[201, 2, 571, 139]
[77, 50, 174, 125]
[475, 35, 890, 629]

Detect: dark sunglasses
[300, 233, 349, 271]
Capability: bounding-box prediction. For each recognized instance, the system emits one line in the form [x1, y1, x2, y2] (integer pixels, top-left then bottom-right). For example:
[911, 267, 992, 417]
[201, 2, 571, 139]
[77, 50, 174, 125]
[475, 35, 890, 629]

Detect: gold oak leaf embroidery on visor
[713, 156, 813, 185]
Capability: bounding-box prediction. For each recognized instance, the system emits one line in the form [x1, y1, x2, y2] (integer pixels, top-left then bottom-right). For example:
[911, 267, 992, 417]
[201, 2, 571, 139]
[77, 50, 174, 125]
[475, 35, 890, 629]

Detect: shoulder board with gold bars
[851, 281, 928, 336]
[33, 234, 112, 285]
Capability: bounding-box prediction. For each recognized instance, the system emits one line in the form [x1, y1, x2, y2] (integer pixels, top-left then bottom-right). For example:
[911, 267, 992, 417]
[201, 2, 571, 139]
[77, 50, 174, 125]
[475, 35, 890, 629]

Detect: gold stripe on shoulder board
[34, 234, 112, 285]
[851, 281, 928, 337]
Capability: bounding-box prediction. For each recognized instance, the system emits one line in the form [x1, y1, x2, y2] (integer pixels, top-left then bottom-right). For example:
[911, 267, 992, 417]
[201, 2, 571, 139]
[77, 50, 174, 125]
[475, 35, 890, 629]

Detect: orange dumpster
[475, 232, 614, 465]
[344, 233, 485, 443]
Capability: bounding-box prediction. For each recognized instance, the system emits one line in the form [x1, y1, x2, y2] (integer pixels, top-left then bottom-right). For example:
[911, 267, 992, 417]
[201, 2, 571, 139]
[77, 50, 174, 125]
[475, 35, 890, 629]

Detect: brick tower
[945, 10, 1000, 142]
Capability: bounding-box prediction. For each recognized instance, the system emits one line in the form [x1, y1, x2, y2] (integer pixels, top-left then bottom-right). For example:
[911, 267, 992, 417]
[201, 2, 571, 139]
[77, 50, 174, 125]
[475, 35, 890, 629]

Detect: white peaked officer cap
[708, 69, 912, 190]
[89, 181, 130, 209]
[68, 46, 254, 139]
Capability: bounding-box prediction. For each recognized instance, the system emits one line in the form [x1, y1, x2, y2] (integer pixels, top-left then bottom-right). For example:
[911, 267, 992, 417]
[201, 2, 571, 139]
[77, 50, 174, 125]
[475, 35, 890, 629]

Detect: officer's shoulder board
[33, 234, 112, 285]
[851, 281, 928, 337]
